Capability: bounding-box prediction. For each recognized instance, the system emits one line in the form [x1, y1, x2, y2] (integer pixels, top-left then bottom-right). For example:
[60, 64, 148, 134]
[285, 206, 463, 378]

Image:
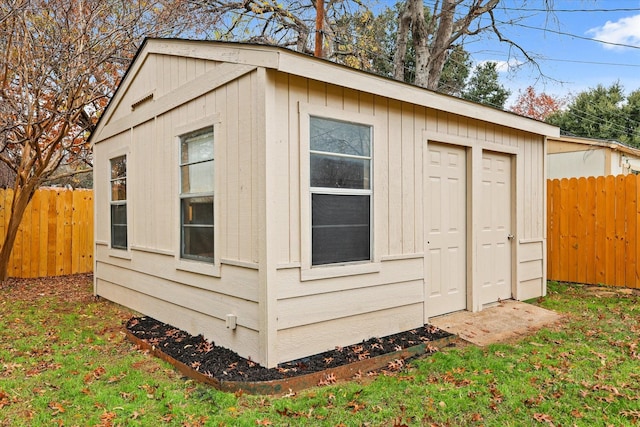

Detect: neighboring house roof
[90, 38, 559, 144]
[549, 135, 640, 158]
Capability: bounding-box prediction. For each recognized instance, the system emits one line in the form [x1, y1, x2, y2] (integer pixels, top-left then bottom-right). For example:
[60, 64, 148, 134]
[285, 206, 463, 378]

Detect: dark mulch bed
[126, 316, 453, 382]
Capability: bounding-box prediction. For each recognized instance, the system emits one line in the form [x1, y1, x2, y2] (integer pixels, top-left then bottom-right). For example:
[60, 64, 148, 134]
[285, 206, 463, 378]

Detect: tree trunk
[0, 183, 37, 281]
[411, 0, 430, 88]
[426, 0, 455, 90]
[393, 1, 413, 82]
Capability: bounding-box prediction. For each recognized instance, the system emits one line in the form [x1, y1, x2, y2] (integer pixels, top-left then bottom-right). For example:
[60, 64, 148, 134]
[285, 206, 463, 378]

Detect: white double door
[426, 145, 512, 318]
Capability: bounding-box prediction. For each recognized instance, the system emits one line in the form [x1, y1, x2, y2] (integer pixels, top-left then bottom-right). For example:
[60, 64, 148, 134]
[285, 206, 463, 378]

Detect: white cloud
[476, 59, 522, 73]
[587, 14, 640, 50]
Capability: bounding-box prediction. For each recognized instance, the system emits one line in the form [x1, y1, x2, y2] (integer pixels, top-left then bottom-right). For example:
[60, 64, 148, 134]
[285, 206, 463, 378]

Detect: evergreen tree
[462, 62, 511, 109]
[546, 83, 640, 146]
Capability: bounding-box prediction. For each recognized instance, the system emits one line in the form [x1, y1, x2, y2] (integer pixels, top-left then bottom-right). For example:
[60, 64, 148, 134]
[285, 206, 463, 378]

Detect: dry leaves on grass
[0, 273, 94, 303]
[0, 390, 14, 409]
[533, 412, 555, 425]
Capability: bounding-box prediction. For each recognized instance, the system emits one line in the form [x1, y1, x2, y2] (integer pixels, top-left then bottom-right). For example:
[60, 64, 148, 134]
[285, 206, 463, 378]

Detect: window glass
[111, 156, 126, 179]
[310, 117, 371, 156]
[111, 179, 126, 201]
[310, 153, 370, 189]
[180, 128, 214, 263]
[110, 155, 127, 250]
[110, 205, 128, 249]
[182, 225, 214, 260]
[309, 117, 372, 266]
[181, 162, 215, 194]
[182, 196, 214, 225]
[312, 194, 370, 265]
[181, 131, 214, 164]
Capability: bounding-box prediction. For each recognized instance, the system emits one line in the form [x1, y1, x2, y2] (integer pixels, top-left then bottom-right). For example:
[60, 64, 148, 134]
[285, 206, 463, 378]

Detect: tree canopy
[0, 0, 212, 280]
[462, 62, 511, 109]
[510, 86, 565, 121]
[190, 0, 551, 93]
[546, 83, 640, 147]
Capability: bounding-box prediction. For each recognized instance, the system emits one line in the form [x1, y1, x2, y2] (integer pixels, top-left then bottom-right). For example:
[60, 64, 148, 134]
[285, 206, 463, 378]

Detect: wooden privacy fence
[547, 174, 640, 288]
[0, 188, 93, 278]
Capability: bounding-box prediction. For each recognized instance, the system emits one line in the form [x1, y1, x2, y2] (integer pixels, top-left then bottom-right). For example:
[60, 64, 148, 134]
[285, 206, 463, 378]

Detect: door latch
[507, 233, 515, 241]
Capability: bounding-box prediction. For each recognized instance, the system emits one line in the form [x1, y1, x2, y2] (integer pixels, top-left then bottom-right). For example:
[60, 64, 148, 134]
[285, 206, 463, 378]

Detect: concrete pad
[429, 300, 563, 347]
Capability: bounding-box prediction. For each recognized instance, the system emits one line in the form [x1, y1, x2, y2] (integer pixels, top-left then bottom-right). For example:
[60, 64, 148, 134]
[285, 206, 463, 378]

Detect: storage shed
[92, 38, 559, 368]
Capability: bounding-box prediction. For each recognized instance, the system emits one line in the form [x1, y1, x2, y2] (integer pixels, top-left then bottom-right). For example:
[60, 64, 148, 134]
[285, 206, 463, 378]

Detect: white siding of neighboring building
[548, 149, 606, 179]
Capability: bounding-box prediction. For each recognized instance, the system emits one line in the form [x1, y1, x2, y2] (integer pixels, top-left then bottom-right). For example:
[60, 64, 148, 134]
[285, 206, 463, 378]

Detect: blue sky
[466, 0, 640, 104]
[378, 1, 640, 105]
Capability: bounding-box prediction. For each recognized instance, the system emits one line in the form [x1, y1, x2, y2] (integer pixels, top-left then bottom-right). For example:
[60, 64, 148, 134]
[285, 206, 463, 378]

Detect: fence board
[567, 177, 578, 282]
[576, 178, 588, 284]
[614, 176, 626, 286]
[604, 176, 616, 286]
[585, 177, 596, 284]
[47, 190, 58, 277]
[636, 180, 640, 288]
[548, 174, 640, 288]
[559, 179, 569, 281]
[625, 175, 637, 288]
[0, 188, 93, 279]
[30, 190, 41, 278]
[594, 177, 607, 284]
[38, 190, 49, 277]
[549, 179, 561, 280]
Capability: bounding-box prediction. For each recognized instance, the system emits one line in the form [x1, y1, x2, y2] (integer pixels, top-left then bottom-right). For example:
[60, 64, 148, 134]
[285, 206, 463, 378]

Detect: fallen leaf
[533, 412, 554, 424]
[0, 390, 12, 409]
[571, 409, 583, 418]
[48, 401, 66, 415]
[347, 400, 366, 413]
[471, 413, 483, 421]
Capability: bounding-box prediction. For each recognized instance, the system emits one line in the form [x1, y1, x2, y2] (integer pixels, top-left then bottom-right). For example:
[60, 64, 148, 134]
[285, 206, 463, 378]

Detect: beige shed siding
[278, 303, 424, 363]
[273, 75, 427, 265]
[274, 259, 425, 362]
[94, 53, 265, 363]
[95, 276, 259, 358]
[110, 55, 217, 123]
[271, 73, 545, 256]
[103, 58, 261, 261]
[268, 73, 546, 363]
[94, 41, 553, 367]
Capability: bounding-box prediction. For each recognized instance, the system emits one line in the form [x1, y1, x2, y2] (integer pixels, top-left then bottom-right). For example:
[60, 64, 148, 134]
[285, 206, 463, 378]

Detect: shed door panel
[479, 151, 512, 304]
[426, 143, 467, 318]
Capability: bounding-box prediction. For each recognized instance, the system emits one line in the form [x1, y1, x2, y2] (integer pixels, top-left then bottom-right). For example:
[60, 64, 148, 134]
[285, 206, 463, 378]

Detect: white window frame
[174, 115, 221, 277]
[109, 154, 128, 251]
[180, 128, 215, 262]
[299, 103, 381, 281]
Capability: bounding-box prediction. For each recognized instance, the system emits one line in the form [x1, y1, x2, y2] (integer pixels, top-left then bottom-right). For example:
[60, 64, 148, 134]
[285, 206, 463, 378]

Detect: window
[110, 155, 127, 249]
[180, 128, 214, 262]
[310, 116, 372, 265]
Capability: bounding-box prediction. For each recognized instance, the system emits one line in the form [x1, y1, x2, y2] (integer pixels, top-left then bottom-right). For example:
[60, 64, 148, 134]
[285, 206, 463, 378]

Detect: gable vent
[131, 92, 154, 111]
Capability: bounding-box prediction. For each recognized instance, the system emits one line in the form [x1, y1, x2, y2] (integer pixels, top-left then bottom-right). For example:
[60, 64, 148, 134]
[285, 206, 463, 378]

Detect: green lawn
[1, 277, 639, 426]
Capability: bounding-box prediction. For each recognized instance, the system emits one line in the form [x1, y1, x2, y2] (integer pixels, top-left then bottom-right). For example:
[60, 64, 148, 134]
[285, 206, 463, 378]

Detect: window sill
[176, 258, 221, 277]
[300, 261, 380, 281]
[108, 248, 131, 260]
